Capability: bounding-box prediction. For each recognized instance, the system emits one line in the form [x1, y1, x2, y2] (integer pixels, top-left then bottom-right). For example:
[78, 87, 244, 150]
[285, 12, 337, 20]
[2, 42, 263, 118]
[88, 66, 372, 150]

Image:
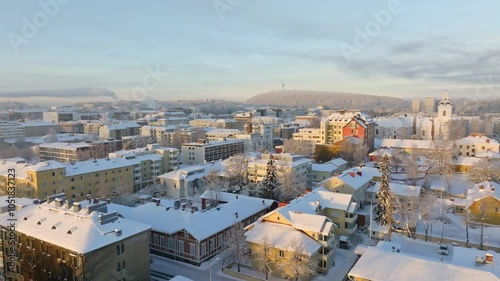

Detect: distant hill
[246, 90, 410, 110]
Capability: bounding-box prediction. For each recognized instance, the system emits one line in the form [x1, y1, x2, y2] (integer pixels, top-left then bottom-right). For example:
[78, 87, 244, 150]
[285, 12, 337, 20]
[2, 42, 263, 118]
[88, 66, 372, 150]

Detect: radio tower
[281, 83, 285, 91]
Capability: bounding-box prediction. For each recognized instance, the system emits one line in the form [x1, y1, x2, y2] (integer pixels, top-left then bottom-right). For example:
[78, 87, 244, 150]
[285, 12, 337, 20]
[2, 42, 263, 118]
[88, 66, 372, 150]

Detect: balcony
[344, 212, 358, 224]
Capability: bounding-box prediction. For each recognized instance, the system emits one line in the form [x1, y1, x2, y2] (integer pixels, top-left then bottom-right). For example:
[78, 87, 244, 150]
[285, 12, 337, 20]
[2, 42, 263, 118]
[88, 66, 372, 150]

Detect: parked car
[438, 244, 449, 255]
[339, 236, 352, 249]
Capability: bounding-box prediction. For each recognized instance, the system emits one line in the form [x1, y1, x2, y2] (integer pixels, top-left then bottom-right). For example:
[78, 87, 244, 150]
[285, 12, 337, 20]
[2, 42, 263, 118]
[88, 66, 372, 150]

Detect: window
[190, 243, 196, 256]
[201, 242, 207, 256]
[121, 243, 124, 254]
[279, 250, 284, 258]
[167, 238, 175, 250]
[122, 260, 126, 270]
[178, 240, 184, 252]
[496, 208, 499, 213]
[116, 245, 120, 255]
[117, 262, 121, 272]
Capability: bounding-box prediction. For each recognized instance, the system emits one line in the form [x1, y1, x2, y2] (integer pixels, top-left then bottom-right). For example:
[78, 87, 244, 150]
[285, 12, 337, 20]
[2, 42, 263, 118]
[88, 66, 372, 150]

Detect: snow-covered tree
[468, 158, 500, 183]
[404, 145, 421, 186]
[282, 139, 314, 158]
[276, 168, 307, 202]
[258, 156, 278, 200]
[374, 155, 395, 234]
[225, 223, 248, 273]
[203, 170, 224, 208]
[428, 140, 456, 174]
[419, 193, 436, 241]
[225, 154, 248, 189]
[252, 237, 274, 280]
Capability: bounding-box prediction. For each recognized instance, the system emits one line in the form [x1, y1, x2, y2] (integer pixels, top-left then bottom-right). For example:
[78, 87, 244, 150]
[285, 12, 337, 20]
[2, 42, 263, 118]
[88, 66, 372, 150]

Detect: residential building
[311, 158, 348, 182]
[247, 153, 312, 188]
[366, 182, 422, 205]
[99, 122, 140, 140]
[453, 181, 500, 225]
[139, 125, 176, 144]
[205, 129, 242, 141]
[250, 121, 274, 151]
[83, 122, 103, 135]
[59, 121, 85, 134]
[0, 121, 24, 139]
[233, 133, 264, 152]
[0, 158, 135, 201]
[0, 194, 151, 281]
[21, 121, 60, 137]
[107, 193, 275, 266]
[245, 189, 345, 279]
[39, 139, 123, 163]
[374, 115, 414, 139]
[181, 139, 244, 165]
[158, 161, 223, 198]
[320, 167, 379, 205]
[457, 134, 500, 157]
[412, 99, 422, 113]
[424, 97, 437, 113]
[293, 128, 324, 144]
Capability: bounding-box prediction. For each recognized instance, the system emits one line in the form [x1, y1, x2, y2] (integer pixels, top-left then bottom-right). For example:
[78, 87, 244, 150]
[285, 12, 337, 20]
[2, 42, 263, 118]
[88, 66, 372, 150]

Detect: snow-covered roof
[466, 181, 500, 201]
[380, 139, 434, 150]
[159, 161, 223, 181]
[374, 116, 413, 128]
[349, 246, 498, 281]
[457, 135, 499, 145]
[455, 156, 482, 166]
[0, 199, 151, 254]
[329, 158, 347, 167]
[323, 167, 377, 190]
[65, 157, 135, 176]
[39, 142, 93, 150]
[368, 182, 421, 198]
[170, 276, 194, 281]
[112, 194, 274, 241]
[312, 158, 347, 173]
[245, 222, 321, 256]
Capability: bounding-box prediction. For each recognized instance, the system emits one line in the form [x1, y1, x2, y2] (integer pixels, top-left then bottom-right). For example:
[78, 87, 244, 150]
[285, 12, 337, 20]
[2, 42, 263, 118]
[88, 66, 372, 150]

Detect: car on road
[339, 236, 352, 249]
[438, 244, 449, 255]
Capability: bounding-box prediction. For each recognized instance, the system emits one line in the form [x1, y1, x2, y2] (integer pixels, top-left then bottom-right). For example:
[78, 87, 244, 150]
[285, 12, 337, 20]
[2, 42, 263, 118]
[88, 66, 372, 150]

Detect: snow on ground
[414, 197, 500, 249]
[151, 254, 242, 281]
[426, 174, 474, 196]
[313, 245, 358, 281]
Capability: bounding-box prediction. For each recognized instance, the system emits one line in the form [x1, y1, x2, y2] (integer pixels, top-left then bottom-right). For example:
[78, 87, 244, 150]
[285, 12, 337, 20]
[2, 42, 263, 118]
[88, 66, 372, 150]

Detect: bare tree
[404, 146, 421, 185]
[468, 158, 500, 183]
[225, 154, 248, 190]
[428, 140, 455, 174]
[393, 192, 419, 238]
[338, 140, 369, 166]
[450, 119, 468, 140]
[274, 239, 318, 281]
[95, 179, 133, 204]
[390, 148, 406, 173]
[307, 116, 321, 129]
[203, 170, 224, 208]
[276, 168, 307, 202]
[283, 139, 314, 157]
[169, 130, 184, 149]
[464, 211, 474, 248]
[45, 128, 58, 142]
[252, 237, 274, 280]
[419, 193, 437, 242]
[225, 223, 248, 273]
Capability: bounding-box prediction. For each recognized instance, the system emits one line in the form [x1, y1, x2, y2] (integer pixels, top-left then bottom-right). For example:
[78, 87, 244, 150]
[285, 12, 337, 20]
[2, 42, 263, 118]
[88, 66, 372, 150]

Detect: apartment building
[59, 121, 85, 134]
[139, 125, 176, 143]
[0, 194, 151, 281]
[181, 139, 244, 165]
[457, 134, 500, 157]
[158, 161, 223, 198]
[247, 153, 312, 188]
[110, 144, 180, 191]
[245, 192, 338, 279]
[0, 121, 24, 139]
[0, 158, 135, 201]
[99, 122, 140, 140]
[205, 129, 242, 141]
[39, 139, 123, 163]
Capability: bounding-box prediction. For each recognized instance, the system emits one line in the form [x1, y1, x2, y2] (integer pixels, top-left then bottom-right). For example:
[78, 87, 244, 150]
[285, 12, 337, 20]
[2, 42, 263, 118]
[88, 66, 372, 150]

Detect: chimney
[73, 202, 82, 212]
[54, 198, 65, 208]
[236, 195, 238, 199]
[485, 254, 494, 264]
[357, 171, 362, 176]
[350, 171, 355, 177]
[87, 194, 91, 204]
[93, 198, 99, 204]
[278, 202, 287, 208]
[262, 199, 265, 205]
[486, 139, 490, 144]
[234, 212, 238, 219]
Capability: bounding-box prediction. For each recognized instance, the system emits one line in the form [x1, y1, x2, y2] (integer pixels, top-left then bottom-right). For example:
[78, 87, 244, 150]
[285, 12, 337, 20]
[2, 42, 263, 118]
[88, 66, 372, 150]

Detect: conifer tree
[374, 155, 394, 231]
[258, 155, 278, 200]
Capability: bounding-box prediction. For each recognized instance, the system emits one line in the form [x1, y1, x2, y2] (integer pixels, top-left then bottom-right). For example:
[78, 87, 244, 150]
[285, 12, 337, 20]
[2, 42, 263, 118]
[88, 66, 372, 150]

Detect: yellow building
[0, 194, 151, 281]
[320, 167, 378, 205]
[0, 158, 134, 201]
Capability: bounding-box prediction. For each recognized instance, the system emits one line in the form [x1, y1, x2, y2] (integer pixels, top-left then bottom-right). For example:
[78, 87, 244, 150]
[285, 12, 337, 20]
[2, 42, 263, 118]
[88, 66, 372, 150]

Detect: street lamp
[209, 256, 220, 281]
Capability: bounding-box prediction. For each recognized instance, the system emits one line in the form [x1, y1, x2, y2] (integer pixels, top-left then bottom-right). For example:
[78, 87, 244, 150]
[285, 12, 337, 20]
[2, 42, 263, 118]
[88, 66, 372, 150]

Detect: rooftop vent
[234, 212, 238, 219]
[114, 229, 122, 236]
[99, 212, 119, 225]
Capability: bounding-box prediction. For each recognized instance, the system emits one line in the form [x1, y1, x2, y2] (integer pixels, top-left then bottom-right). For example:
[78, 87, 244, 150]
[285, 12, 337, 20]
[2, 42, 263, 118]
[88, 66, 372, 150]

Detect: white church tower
[435, 90, 452, 139]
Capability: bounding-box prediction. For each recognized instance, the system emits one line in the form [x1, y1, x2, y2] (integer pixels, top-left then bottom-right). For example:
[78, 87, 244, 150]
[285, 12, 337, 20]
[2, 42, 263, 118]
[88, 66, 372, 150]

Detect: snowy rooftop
[65, 157, 135, 176]
[457, 135, 499, 145]
[110, 193, 274, 241]
[170, 276, 194, 281]
[380, 139, 434, 150]
[455, 156, 483, 166]
[0, 198, 151, 254]
[158, 161, 223, 181]
[374, 116, 413, 128]
[466, 181, 500, 201]
[312, 158, 347, 173]
[349, 246, 499, 281]
[245, 222, 321, 256]
[322, 167, 378, 190]
[39, 142, 93, 150]
[368, 182, 421, 198]
[182, 139, 244, 147]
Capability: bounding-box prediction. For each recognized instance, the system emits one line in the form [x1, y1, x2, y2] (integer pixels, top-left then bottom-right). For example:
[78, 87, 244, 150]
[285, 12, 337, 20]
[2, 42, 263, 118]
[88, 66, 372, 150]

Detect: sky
[0, 0, 499, 105]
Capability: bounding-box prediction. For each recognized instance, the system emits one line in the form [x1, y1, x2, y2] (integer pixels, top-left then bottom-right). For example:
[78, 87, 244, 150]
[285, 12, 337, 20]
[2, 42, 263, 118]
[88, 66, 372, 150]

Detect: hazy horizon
[1, 1, 499, 104]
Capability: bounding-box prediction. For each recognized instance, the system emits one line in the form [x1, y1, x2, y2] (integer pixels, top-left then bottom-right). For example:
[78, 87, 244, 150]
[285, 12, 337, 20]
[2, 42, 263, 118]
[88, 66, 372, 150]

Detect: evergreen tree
[374, 155, 394, 231]
[258, 156, 278, 200]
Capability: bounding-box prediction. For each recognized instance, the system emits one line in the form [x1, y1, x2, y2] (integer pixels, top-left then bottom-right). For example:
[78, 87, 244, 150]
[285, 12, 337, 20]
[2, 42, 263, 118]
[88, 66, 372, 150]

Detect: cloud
[0, 87, 118, 99]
